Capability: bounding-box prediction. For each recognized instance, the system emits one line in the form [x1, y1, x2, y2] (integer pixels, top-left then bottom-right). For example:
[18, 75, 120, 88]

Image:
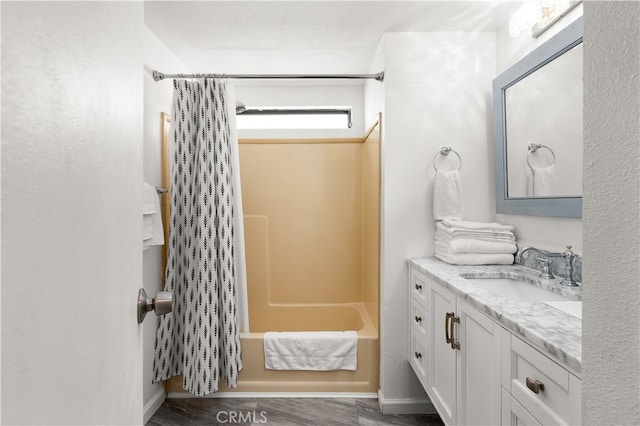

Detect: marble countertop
[408, 257, 582, 376]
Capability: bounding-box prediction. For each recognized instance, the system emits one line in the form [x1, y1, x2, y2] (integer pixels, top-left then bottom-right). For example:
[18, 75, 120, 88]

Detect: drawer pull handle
[415, 283, 423, 291]
[415, 351, 422, 359]
[526, 377, 545, 394]
[450, 315, 460, 350]
[415, 315, 422, 323]
[445, 312, 454, 344]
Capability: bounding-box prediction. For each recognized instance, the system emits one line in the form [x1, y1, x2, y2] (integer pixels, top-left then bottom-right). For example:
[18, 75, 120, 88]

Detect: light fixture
[509, 0, 582, 38]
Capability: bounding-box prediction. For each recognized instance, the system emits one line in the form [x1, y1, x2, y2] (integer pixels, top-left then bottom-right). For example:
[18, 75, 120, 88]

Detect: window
[236, 106, 352, 129]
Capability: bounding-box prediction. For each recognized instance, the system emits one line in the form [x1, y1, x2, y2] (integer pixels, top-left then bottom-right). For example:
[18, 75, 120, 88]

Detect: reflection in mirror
[493, 16, 582, 218]
[505, 43, 583, 198]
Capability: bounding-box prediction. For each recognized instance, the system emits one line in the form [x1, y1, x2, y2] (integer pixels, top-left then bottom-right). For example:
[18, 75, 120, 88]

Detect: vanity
[408, 257, 581, 426]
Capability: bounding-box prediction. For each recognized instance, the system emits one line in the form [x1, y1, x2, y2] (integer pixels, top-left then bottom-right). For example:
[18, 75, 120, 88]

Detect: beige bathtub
[166, 303, 379, 394]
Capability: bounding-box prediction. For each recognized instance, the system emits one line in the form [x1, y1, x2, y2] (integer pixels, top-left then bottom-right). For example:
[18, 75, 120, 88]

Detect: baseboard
[143, 388, 166, 424]
[167, 391, 378, 399]
[377, 389, 435, 415]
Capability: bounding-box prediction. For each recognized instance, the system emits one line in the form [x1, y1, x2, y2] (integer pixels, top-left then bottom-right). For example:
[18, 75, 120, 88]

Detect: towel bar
[433, 146, 462, 172]
[526, 144, 555, 170]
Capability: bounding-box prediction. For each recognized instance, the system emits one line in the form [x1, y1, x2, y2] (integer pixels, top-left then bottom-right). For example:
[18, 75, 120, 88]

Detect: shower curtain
[152, 78, 245, 396]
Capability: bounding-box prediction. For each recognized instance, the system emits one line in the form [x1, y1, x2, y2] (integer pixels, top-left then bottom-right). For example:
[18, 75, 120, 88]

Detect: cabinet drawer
[410, 298, 428, 340]
[509, 336, 581, 425]
[410, 268, 428, 307]
[409, 332, 428, 387]
[502, 388, 541, 426]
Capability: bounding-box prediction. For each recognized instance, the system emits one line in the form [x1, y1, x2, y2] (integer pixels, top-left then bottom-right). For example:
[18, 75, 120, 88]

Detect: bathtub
[165, 303, 379, 393]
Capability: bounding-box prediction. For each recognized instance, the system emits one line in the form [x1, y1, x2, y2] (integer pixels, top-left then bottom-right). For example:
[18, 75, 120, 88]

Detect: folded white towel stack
[264, 331, 357, 371]
[435, 220, 516, 265]
[143, 182, 164, 249]
[433, 170, 462, 221]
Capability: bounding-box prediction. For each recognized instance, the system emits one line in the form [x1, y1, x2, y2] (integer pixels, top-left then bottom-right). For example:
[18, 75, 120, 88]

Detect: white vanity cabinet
[409, 267, 502, 425]
[408, 262, 582, 426]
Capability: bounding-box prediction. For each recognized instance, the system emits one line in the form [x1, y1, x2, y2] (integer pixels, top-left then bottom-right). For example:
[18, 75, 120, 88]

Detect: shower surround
[166, 119, 381, 394]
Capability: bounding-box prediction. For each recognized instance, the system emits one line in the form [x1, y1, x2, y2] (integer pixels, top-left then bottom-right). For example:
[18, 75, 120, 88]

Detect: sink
[544, 301, 582, 319]
[461, 276, 569, 303]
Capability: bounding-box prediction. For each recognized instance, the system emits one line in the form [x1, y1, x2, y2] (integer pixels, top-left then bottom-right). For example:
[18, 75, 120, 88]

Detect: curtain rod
[152, 70, 384, 83]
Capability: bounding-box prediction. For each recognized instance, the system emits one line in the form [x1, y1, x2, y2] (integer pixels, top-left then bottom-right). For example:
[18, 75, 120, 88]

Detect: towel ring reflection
[527, 144, 556, 170]
[433, 147, 462, 172]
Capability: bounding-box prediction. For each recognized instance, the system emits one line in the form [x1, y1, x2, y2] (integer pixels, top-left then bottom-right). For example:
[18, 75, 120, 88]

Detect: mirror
[493, 16, 583, 218]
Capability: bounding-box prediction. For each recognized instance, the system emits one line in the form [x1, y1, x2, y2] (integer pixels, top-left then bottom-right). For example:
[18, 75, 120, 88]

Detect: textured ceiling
[145, 1, 512, 74]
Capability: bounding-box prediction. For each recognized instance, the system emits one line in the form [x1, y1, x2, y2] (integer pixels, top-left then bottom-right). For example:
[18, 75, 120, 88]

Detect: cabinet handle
[415, 315, 422, 323]
[450, 315, 460, 350]
[415, 351, 422, 359]
[415, 283, 423, 291]
[525, 377, 544, 394]
[445, 312, 454, 344]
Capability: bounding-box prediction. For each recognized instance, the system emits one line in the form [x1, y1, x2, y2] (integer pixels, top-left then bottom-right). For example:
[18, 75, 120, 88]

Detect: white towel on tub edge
[263, 331, 357, 371]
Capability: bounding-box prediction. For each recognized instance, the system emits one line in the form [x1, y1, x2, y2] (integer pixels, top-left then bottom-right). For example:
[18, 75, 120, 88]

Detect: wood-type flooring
[147, 397, 445, 425]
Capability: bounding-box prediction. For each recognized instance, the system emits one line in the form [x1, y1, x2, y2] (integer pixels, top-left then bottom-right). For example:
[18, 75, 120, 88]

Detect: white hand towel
[529, 165, 555, 197]
[143, 182, 158, 241]
[143, 182, 164, 249]
[143, 184, 157, 215]
[434, 249, 514, 266]
[435, 238, 517, 254]
[436, 228, 516, 244]
[264, 331, 357, 371]
[435, 222, 516, 244]
[439, 219, 514, 232]
[433, 170, 462, 221]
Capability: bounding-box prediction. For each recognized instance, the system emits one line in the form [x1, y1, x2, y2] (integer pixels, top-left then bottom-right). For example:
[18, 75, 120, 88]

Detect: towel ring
[433, 146, 462, 172]
[526, 143, 555, 170]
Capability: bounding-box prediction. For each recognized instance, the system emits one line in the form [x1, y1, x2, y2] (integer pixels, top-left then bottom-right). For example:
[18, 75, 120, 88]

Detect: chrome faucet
[515, 246, 539, 264]
[516, 246, 558, 279]
[515, 245, 580, 286]
[560, 245, 579, 287]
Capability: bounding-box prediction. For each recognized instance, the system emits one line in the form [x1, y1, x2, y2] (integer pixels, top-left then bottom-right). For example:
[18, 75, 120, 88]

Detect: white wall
[142, 26, 188, 422]
[364, 40, 385, 129]
[583, 2, 640, 424]
[1, 2, 144, 424]
[370, 32, 496, 412]
[495, 3, 583, 253]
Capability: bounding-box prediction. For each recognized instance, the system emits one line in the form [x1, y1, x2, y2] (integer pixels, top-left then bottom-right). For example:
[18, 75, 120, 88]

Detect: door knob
[137, 288, 173, 324]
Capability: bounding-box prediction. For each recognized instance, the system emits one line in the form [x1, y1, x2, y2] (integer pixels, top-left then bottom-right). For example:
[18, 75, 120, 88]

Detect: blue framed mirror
[493, 16, 583, 218]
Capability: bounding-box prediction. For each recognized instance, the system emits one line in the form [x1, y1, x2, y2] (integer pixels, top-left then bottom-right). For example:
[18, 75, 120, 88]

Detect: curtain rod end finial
[153, 70, 165, 82]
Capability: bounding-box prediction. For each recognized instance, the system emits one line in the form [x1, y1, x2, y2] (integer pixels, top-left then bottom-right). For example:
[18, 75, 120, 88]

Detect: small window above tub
[235, 105, 353, 129]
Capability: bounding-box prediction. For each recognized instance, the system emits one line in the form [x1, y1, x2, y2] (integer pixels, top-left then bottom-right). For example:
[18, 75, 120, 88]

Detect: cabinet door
[456, 300, 502, 425]
[428, 280, 457, 425]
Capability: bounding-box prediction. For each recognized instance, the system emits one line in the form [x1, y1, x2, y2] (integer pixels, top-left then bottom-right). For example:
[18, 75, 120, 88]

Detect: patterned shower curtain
[153, 78, 242, 396]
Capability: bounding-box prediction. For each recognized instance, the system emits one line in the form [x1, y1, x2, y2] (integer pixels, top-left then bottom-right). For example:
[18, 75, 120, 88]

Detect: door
[1, 2, 144, 424]
[457, 299, 502, 425]
[428, 280, 457, 425]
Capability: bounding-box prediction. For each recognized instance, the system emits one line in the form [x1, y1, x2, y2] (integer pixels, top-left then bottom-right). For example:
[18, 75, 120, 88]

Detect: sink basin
[544, 301, 582, 319]
[461, 277, 569, 303]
